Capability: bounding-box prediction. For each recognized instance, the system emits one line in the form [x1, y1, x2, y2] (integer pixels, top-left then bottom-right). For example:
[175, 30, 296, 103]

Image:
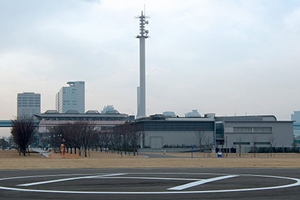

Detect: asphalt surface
[0, 168, 300, 200]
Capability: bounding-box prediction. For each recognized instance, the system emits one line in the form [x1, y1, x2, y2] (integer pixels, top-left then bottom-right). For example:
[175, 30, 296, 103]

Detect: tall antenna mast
[136, 9, 149, 119]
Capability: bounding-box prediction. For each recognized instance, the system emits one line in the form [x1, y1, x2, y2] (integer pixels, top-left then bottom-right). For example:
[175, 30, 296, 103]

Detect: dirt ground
[0, 150, 300, 170]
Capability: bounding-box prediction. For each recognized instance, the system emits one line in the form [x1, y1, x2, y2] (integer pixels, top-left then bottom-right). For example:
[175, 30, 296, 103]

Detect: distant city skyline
[1, 0, 300, 136]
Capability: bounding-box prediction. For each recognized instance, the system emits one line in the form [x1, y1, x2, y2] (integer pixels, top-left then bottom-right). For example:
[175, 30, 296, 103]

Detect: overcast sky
[1, 0, 300, 136]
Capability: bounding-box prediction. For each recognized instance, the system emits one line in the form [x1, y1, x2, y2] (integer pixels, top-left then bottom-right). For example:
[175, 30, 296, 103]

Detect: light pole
[120, 134, 123, 157]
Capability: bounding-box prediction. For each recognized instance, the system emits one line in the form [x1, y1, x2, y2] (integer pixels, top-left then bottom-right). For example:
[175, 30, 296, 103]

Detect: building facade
[34, 109, 294, 153]
[292, 111, 300, 137]
[35, 110, 132, 134]
[133, 114, 294, 152]
[133, 115, 215, 149]
[17, 92, 41, 118]
[215, 116, 294, 153]
[35, 109, 134, 147]
[55, 81, 85, 113]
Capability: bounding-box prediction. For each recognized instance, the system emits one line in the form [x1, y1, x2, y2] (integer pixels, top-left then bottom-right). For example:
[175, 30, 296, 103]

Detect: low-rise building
[133, 114, 294, 153]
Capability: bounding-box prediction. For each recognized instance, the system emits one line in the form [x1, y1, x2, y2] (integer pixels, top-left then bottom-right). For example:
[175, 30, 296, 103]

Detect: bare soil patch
[0, 150, 299, 170]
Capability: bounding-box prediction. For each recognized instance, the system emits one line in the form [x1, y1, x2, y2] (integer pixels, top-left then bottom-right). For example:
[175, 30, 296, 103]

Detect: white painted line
[168, 175, 238, 190]
[103, 176, 200, 181]
[1, 173, 299, 195]
[17, 173, 126, 187]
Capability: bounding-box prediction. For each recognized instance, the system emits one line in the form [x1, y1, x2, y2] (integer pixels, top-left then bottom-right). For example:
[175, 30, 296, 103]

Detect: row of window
[233, 142, 271, 145]
[18, 105, 40, 107]
[18, 103, 40, 105]
[233, 127, 272, 133]
[141, 121, 215, 131]
[40, 117, 127, 121]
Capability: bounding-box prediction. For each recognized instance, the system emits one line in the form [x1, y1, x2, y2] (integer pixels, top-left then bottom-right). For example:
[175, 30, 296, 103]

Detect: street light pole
[120, 134, 123, 157]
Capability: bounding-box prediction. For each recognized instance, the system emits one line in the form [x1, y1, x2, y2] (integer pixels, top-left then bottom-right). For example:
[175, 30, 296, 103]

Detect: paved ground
[0, 168, 300, 200]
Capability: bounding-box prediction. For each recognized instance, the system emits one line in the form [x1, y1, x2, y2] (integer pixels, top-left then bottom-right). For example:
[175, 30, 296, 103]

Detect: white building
[292, 111, 300, 137]
[55, 81, 85, 113]
[17, 92, 41, 118]
[101, 105, 118, 114]
[292, 111, 300, 122]
[185, 110, 201, 117]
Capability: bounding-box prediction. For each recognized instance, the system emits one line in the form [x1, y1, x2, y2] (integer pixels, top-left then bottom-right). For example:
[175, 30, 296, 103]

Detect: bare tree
[49, 121, 98, 157]
[252, 136, 258, 157]
[99, 131, 111, 152]
[268, 136, 275, 157]
[112, 123, 143, 156]
[236, 136, 243, 157]
[81, 122, 98, 157]
[50, 122, 74, 153]
[292, 135, 297, 152]
[202, 136, 211, 157]
[10, 117, 37, 156]
[129, 123, 143, 156]
[195, 128, 206, 152]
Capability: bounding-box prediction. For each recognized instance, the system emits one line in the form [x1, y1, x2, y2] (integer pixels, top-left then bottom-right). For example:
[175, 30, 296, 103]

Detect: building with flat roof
[35, 109, 134, 134]
[215, 115, 294, 153]
[132, 114, 294, 152]
[17, 92, 41, 118]
[55, 81, 85, 113]
[292, 111, 300, 137]
[34, 107, 294, 153]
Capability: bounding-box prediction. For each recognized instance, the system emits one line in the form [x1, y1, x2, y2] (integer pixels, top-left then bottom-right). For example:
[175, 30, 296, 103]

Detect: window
[233, 127, 272, 134]
[233, 127, 252, 133]
[233, 142, 250, 145]
[253, 127, 272, 133]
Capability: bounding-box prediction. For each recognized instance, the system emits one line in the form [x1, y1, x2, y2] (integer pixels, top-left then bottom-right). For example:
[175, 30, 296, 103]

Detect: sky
[1, 0, 300, 136]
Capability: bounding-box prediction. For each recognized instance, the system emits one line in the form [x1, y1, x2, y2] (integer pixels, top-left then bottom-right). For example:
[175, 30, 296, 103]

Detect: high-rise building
[55, 81, 85, 113]
[292, 111, 300, 122]
[17, 92, 41, 118]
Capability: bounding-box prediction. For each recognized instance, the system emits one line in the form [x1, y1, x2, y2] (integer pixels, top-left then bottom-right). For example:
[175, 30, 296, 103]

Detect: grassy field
[0, 150, 300, 170]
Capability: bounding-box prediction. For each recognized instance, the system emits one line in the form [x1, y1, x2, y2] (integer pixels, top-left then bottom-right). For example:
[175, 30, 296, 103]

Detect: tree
[268, 136, 275, 157]
[112, 123, 144, 156]
[99, 131, 111, 152]
[49, 121, 98, 157]
[0, 137, 9, 150]
[128, 123, 143, 156]
[252, 136, 258, 157]
[292, 135, 297, 152]
[11, 117, 36, 156]
[195, 128, 206, 152]
[236, 136, 243, 157]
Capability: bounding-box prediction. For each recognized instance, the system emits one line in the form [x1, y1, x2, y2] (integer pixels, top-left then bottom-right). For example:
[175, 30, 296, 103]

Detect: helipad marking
[18, 173, 126, 187]
[0, 173, 299, 194]
[104, 176, 200, 181]
[168, 175, 238, 190]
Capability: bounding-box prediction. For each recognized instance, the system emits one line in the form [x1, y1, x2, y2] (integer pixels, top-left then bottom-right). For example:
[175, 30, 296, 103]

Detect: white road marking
[17, 173, 126, 187]
[168, 175, 238, 190]
[103, 176, 201, 181]
[0, 173, 299, 195]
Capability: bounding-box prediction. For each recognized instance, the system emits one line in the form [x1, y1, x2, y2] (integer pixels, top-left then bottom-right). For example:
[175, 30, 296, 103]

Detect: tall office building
[17, 92, 41, 118]
[292, 111, 300, 122]
[56, 81, 85, 113]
